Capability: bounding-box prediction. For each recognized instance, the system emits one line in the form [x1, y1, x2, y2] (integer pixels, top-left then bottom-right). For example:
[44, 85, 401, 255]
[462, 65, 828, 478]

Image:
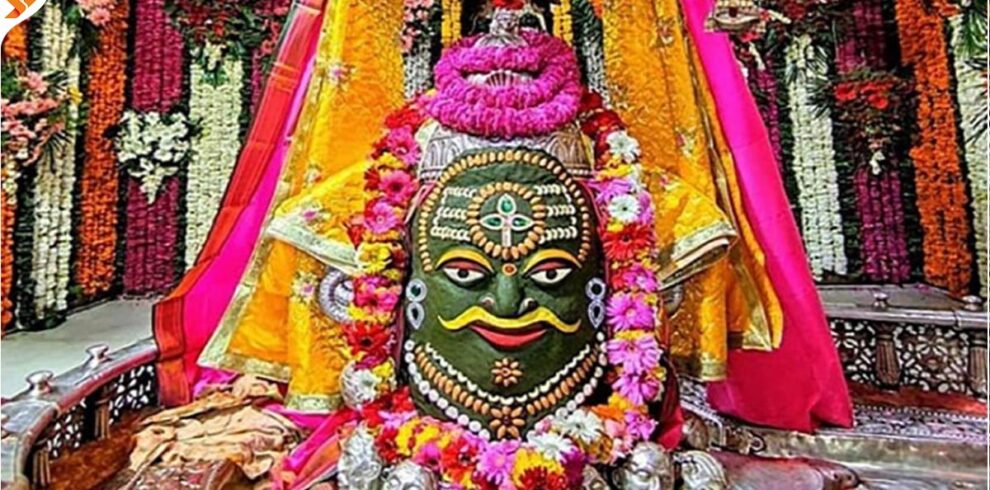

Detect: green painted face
[402, 149, 607, 440]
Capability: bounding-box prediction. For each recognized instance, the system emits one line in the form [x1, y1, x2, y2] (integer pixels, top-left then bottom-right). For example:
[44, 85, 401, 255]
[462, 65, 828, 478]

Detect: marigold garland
[1, 178, 16, 332]
[76, 0, 129, 297]
[2, 24, 28, 61]
[895, 0, 973, 295]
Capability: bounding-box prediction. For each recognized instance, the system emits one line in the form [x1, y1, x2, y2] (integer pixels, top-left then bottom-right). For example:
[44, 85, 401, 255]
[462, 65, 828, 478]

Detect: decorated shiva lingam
[328, 2, 723, 489]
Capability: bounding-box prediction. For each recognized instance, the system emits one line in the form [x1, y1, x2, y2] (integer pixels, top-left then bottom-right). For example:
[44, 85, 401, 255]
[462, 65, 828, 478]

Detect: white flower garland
[185, 42, 244, 268]
[116, 110, 193, 202]
[31, 2, 80, 316]
[950, 15, 988, 297]
[785, 35, 847, 278]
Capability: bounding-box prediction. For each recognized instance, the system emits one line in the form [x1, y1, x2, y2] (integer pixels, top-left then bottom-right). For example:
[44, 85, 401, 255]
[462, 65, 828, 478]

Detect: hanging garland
[250, 0, 292, 112]
[184, 44, 244, 267]
[784, 34, 847, 279]
[894, 0, 972, 295]
[30, 1, 84, 323]
[401, 0, 441, 98]
[825, 70, 912, 282]
[2, 24, 29, 61]
[76, 0, 129, 298]
[949, 12, 988, 296]
[122, 0, 186, 295]
[116, 111, 195, 202]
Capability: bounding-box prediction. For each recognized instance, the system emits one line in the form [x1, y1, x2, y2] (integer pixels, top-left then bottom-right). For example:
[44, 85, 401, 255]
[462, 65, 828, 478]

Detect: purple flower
[606, 293, 654, 331]
[365, 199, 400, 234]
[614, 370, 660, 405]
[477, 439, 519, 485]
[624, 410, 658, 441]
[606, 334, 661, 374]
[589, 177, 633, 206]
[615, 264, 659, 293]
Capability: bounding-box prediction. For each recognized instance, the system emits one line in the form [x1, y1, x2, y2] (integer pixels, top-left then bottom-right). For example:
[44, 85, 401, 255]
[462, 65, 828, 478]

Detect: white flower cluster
[116, 110, 193, 203]
[185, 44, 243, 268]
[31, 3, 81, 317]
[950, 15, 988, 297]
[785, 35, 847, 279]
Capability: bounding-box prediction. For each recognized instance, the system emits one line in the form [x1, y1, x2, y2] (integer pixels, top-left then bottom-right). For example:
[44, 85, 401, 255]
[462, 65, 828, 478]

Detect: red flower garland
[122, 0, 185, 295]
[77, 1, 130, 297]
[895, 0, 972, 294]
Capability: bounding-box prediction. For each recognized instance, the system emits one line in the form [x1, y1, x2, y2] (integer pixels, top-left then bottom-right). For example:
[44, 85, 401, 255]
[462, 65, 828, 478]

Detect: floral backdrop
[0, 0, 986, 333]
[1, 0, 290, 332]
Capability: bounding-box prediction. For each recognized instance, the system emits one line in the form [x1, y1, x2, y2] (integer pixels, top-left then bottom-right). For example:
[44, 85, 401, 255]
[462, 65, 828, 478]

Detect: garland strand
[949, 13, 988, 296]
[30, 2, 82, 320]
[784, 34, 847, 278]
[441, 0, 462, 47]
[184, 44, 244, 267]
[76, 0, 129, 298]
[2, 24, 29, 61]
[894, 0, 972, 294]
[122, 0, 186, 294]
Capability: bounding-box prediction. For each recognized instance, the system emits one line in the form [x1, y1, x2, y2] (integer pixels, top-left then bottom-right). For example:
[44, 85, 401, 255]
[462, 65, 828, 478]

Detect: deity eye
[441, 260, 490, 287]
[527, 260, 574, 287]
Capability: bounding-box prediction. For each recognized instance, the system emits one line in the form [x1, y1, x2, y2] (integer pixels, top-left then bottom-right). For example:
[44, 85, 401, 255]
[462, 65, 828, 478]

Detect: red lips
[469, 323, 547, 349]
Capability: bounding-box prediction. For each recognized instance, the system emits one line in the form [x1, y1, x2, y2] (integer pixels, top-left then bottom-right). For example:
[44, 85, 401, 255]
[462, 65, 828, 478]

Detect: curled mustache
[439, 305, 579, 333]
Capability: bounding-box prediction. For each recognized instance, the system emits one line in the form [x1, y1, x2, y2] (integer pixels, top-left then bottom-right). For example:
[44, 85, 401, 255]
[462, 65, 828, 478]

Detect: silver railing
[0, 338, 158, 489]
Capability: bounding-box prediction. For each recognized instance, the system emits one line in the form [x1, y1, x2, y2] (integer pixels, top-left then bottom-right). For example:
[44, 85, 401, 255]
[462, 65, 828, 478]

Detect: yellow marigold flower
[377, 153, 406, 170]
[396, 420, 420, 457]
[356, 242, 392, 273]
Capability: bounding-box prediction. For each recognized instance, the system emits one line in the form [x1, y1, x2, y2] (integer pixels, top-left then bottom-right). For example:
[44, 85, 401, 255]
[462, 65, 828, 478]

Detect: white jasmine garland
[185, 42, 243, 268]
[950, 15, 988, 297]
[785, 35, 847, 278]
[116, 110, 193, 203]
[31, 2, 80, 317]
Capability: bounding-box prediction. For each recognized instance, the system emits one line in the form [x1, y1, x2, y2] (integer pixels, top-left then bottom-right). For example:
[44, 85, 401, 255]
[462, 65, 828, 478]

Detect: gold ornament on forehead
[417, 149, 594, 272]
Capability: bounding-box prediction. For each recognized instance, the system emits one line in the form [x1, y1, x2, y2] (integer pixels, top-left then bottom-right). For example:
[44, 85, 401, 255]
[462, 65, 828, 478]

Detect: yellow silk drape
[199, 0, 405, 412]
[602, 0, 783, 379]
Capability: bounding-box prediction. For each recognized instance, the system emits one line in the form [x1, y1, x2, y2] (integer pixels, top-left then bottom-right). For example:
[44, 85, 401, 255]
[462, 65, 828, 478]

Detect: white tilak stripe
[785, 35, 847, 278]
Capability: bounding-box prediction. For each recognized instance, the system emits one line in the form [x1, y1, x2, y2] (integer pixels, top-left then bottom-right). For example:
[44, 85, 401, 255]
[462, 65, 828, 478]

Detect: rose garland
[30, 1, 83, 321]
[950, 13, 988, 297]
[122, 0, 185, 295]
[426, 31, 583, 139]
[340, 92, 668, 488]
[784, 34, 847, 278]
[895, 0, 973, 295]
[76, 0, 128, 298]
[184, 46, 245, 267]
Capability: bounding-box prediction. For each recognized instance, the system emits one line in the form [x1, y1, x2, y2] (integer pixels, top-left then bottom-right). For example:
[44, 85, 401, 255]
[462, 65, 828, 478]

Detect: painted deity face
[403, 149, 608, 440]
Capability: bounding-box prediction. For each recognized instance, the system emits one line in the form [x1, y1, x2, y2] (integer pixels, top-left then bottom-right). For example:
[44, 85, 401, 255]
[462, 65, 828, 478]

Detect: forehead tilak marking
[417, 149, 593, 272]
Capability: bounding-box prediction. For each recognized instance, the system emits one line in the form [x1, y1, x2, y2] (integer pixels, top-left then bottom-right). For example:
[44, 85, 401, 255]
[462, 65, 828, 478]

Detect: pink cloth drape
[680, 0, 853, 430]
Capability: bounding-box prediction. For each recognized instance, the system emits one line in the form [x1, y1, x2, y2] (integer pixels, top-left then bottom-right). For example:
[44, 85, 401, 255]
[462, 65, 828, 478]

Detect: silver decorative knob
[961, 295, 985, 312]
[872, 291, 889, 310]
[86, 343, 110, 368]
[26, 370, 54, 397]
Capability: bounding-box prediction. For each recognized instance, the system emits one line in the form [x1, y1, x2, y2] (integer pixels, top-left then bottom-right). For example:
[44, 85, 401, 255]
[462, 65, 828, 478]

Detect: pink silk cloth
[152, 12, 321, 404]
[680, 0, 853, 430]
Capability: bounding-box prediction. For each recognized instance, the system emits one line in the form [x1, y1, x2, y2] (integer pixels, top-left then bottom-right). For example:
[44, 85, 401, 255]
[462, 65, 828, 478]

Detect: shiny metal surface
[0, 337, 158, 487]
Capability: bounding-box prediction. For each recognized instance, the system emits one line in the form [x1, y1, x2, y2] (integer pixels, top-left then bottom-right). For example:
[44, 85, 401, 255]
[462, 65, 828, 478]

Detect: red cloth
[680, 0, 854, 431]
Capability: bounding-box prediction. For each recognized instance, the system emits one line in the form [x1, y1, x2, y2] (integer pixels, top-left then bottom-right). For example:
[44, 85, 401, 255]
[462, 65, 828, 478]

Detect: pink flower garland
[426, 31, 583, 139]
